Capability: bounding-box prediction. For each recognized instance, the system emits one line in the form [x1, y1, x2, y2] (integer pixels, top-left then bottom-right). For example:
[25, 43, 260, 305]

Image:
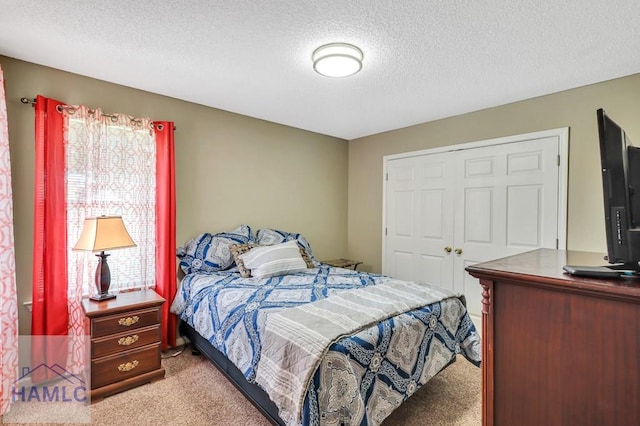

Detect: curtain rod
[20, 97, 176, 131]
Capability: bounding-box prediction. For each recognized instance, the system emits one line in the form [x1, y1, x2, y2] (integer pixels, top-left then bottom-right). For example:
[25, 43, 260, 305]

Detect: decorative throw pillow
[239, 240, 308, 279]
[176, 224, 253, 274]
[298, 246, 315, 269]
[230, 242, 258, 278]
[256, 228, 315, 262]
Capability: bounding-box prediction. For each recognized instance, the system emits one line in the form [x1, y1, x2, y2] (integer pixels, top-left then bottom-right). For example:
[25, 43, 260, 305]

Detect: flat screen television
[563, 108, 640, 278]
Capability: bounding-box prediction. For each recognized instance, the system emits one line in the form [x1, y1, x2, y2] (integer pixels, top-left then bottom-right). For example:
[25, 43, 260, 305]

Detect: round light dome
[312, 43, 363, 78]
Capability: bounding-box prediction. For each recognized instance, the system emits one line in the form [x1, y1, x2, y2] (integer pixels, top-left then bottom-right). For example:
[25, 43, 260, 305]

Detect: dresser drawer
[91, 325, 161, 358]
[91, 343, 161, 389]
[90, 307, 160, 338]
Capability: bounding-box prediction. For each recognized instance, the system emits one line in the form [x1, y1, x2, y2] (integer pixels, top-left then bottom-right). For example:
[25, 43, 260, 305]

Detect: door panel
[464, 187, 494, 243]
[384, 132, 564, 317]
[391, 250, 414, 282]
[385, 153, 455, 290]
[460, 258, 483, 316]
[507, 185, 542, 247]
[421, 190, 445, 239]
[394, 190, 414, 237]
[453, 137, 560, 313]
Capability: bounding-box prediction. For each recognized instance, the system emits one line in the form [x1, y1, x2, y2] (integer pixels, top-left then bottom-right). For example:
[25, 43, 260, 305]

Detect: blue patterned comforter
[170, 263, 481, 425]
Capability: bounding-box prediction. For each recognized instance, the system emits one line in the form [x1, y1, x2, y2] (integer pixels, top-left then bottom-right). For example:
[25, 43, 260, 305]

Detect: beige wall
[2, 56, 348, 335]
[6, 53, 640, 332]
[348, 73, 640, 273]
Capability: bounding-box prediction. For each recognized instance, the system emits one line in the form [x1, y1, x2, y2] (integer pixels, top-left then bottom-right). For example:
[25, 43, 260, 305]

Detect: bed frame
[180, 320, 462, 426]
[177, 282, 471, 425]
[179, 321, 285, 425]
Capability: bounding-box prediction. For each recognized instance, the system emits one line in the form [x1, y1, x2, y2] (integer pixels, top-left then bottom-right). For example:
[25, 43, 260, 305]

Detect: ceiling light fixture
[312, 43, 363, 78]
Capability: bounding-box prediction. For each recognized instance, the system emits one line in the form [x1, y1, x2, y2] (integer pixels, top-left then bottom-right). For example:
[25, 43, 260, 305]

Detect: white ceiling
[1, 1, 639, 140]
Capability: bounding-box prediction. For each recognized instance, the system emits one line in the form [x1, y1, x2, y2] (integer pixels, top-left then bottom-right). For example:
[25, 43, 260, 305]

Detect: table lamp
[72, 215, 137, 301]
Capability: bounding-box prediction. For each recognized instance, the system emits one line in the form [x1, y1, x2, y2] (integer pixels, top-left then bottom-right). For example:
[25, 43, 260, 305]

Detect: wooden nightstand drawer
[91, 325, 161, 358]
[91, 306, 160, 338]
[91, 342, 161, 389]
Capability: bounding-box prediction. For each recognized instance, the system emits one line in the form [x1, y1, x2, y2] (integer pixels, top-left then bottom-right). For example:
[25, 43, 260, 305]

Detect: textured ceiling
[1, 0, 639, 140]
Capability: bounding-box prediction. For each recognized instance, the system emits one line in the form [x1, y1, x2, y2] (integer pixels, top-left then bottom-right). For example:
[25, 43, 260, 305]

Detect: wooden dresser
[82, 289, 166, 402]
[466, 249, 640, 426]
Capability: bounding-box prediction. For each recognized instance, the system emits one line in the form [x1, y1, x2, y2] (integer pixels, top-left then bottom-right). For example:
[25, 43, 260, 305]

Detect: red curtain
[32, 95, 68, 336]
[31, 95, 69, 383]
[32, 99, 177, 354]
[154, 121, 177, 350]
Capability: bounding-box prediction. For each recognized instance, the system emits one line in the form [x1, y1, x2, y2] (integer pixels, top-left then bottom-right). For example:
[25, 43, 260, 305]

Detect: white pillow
[239, 240, 308, 279]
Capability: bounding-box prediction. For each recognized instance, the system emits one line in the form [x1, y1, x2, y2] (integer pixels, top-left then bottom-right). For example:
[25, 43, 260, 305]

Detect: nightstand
[82, 289, 166, 402]
[322, 258, 363, 270]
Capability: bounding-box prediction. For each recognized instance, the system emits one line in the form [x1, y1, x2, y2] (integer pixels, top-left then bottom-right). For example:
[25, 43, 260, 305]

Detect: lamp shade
[312, 42, 363, 78]
[73, 216, 136, 252]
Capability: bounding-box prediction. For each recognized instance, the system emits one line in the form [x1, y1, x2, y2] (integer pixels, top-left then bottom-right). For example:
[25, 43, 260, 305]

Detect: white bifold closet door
[383, 129, 568, 318]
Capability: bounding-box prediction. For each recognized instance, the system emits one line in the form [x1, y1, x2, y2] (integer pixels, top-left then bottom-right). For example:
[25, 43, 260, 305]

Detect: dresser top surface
[466, 249, 640, 298]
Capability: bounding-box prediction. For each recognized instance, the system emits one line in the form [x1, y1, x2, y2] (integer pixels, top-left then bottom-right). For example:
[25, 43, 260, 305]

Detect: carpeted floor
[2, 346, 481, 425]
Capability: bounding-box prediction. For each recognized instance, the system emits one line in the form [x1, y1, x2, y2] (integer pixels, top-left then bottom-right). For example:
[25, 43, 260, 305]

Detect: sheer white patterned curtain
[65, 106, 157, 309]
[0, 64, 18, 415]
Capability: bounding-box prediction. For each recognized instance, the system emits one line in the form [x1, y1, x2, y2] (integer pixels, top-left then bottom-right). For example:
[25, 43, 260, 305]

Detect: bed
[170, 226, 481, 426]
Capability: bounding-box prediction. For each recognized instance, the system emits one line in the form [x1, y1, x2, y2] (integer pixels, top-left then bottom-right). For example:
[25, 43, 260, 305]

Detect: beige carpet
[2, 347, 481, 425]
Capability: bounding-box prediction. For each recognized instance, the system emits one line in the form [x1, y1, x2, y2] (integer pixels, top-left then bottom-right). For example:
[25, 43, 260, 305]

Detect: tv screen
[597, 108, 640, 269]
[563, 109, 640, 278]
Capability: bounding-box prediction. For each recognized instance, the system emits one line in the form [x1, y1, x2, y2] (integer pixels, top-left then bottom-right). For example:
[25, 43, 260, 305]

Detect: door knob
[455, 248, 463, 255]
[444, 246, 452, 253]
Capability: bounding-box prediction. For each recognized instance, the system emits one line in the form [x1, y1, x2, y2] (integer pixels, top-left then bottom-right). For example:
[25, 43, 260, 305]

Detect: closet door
[453, 137, 561, 316]
[385, 152, 456, 290]
[383, 129, 566, 318]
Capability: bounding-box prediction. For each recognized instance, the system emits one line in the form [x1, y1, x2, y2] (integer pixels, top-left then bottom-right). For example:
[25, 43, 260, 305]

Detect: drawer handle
[118, 316, 139, 326]
[118, 335, 139, 346]
[118, 360, 139, 372]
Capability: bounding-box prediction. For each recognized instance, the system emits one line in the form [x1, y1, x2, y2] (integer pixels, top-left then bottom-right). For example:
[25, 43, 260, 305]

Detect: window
[65, 112, 156, 296]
